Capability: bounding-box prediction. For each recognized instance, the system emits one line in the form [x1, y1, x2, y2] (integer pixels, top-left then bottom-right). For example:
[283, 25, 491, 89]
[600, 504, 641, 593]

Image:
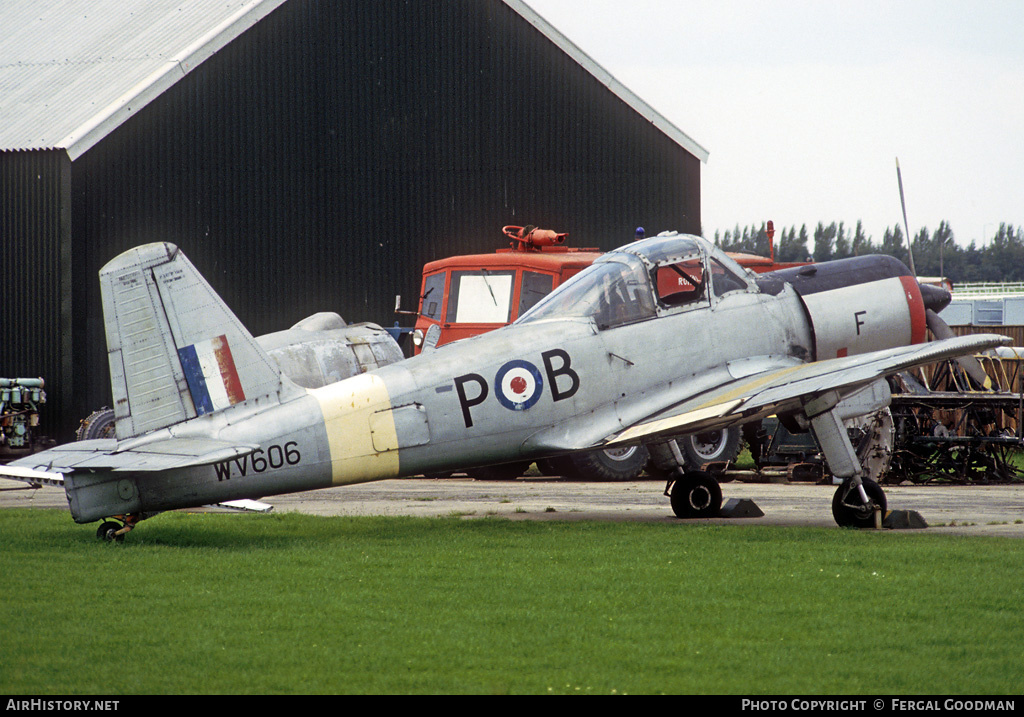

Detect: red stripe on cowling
[900, 275, 927, 345]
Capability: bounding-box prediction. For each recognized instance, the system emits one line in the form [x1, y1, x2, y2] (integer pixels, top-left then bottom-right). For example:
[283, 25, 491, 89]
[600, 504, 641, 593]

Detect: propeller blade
[896, 158, 917, 276]
[925, 308, 994, 390]
[919, 282, 951, 314]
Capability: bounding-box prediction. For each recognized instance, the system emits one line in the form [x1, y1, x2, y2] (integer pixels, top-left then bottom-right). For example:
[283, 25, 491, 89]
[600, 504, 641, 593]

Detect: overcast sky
[523, 0, 1024, 247]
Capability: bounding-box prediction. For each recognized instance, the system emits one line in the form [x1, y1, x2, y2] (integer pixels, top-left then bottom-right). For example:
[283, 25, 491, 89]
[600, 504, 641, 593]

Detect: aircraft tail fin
[100, 242, 293, 439]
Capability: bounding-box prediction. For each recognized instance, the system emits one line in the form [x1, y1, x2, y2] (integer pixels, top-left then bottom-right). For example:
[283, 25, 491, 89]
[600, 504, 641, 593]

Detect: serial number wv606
[214, 442, 301, 481]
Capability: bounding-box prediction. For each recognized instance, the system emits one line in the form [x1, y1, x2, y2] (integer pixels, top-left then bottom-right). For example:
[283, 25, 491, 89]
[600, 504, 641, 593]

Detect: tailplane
[100, 243, 292, 439]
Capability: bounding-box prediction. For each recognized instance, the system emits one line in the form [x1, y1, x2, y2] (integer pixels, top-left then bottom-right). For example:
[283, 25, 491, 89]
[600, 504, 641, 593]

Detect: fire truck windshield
[447, 269, 515, 323]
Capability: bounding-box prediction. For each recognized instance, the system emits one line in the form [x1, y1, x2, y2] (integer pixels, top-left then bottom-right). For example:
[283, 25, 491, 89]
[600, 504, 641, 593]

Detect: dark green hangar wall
[1, 151, 74, 439]
[1, 0, 702, 440]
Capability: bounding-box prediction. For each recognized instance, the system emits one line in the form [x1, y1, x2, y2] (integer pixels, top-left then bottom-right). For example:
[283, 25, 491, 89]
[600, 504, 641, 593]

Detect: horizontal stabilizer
[0, 465, 65, 488]
[3, 438, 259, 474]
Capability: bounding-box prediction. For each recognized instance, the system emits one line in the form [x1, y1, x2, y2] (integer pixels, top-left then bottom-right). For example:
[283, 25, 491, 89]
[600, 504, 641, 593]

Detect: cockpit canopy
[517, 233, 753, 330]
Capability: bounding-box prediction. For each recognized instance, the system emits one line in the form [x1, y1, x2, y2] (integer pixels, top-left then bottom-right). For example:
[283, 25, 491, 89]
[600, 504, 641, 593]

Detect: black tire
[679, 427, 741, 468]
[468, 461, 530, 481]
[567, 445, 650, 481]
[77, 408, 116, 441]
[96, 521, 124, 542]
[645, 441, 678, 480]
[537, 455, 575, 478]
[831, 478, 887, 528]
[669, 471, 723, 519]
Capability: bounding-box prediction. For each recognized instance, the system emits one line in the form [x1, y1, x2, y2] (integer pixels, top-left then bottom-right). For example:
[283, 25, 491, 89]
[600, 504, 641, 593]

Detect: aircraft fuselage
[12, 234, 991, 532]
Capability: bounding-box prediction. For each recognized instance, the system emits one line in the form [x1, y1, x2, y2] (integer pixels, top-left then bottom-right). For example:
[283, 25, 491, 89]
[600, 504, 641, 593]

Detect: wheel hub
[688, 485, 712, 510]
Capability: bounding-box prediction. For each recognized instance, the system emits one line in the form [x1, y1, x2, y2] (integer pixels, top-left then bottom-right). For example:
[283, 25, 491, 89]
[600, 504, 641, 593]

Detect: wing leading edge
[604, 333, 1010, 446]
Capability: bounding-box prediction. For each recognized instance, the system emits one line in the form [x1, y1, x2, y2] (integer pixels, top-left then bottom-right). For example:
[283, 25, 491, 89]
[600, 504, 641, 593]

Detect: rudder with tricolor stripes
[99, 243, 291, 438]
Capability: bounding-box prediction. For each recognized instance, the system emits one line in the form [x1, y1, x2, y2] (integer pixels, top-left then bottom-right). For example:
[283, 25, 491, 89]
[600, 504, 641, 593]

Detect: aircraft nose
[919, 282, 951, 313]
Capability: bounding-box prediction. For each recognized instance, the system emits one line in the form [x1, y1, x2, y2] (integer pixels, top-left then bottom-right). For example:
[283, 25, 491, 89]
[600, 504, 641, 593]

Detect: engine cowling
[255, 312, 405, 388]
[772, 255, 927, 361]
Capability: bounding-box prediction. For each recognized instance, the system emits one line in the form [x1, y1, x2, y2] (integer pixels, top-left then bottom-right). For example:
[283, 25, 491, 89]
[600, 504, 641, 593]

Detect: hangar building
[0, 0, 707, 440]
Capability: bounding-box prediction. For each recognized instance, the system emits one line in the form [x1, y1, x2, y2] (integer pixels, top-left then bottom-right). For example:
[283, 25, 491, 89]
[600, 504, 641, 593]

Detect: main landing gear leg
[806, 395, 887, 528]
[96, 514, 141, 542]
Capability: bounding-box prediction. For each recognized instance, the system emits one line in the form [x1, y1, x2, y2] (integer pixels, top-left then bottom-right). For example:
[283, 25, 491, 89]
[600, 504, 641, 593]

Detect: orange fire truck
[409, 225, 602, 354]
[409, 223, 799, 353]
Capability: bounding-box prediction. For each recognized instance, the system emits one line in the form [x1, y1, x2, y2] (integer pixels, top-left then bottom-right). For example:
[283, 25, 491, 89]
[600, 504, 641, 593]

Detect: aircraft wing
[0, 438, 259, 484]
[603, 333, 1009, 446]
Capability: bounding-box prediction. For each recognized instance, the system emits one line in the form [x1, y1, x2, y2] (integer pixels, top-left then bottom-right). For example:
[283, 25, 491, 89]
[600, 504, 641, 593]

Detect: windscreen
[517, 256, 655, 329]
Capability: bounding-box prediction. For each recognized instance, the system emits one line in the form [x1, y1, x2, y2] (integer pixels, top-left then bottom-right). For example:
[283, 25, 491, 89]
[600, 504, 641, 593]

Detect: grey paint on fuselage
[382, 272, 813, 476]
[65, 393, 336, 522]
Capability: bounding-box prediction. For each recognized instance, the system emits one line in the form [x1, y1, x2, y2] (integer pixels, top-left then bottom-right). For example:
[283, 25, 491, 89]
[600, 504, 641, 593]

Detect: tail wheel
[669, 471, 722, 519]
[96, 521, 125, 543]
[95, 513, 142, 542]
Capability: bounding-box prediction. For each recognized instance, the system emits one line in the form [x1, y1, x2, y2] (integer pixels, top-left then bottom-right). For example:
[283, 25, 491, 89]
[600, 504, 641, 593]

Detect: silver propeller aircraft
[1, 234, 1007, 539]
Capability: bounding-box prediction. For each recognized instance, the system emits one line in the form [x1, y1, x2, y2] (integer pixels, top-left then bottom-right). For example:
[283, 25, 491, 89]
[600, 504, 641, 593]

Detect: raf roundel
[494, 360, 544, 411]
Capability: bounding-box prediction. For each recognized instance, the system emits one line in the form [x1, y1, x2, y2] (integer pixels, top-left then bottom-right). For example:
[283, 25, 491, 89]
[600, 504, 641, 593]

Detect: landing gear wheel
[96, 521, 125, 543]
[669, 471, 722, 519]
[468, 461, 531, 481]
[680, 427, 741, 468]
[566, 445, 650, 481]
[831, 478, 887, 528]
[537, 455, 575, 478]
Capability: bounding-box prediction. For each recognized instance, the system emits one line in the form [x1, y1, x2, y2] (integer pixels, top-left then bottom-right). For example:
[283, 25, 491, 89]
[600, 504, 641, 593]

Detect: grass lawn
[1, 508, 1022, 695]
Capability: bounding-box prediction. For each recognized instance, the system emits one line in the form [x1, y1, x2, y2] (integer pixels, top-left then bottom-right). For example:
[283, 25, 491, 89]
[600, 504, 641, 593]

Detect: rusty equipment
[886, 349, 1024, 483]
[1, 378, 47, 461]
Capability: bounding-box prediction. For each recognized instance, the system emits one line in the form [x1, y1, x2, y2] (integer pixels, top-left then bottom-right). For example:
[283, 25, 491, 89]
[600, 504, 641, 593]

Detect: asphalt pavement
[5, 472, 1022, 537]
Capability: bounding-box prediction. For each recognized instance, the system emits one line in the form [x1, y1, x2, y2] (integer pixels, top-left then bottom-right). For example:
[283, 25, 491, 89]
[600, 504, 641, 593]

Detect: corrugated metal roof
[0, 0, 707, 164]
[0, 0, 286, 159]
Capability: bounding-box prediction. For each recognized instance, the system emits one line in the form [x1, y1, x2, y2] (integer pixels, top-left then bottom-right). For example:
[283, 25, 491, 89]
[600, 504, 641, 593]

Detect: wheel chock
[719, 498, 764, 518]
[881, 509, 928, 529]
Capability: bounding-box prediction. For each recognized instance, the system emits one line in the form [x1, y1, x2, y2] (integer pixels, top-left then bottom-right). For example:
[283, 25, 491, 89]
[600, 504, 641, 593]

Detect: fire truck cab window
[447, 270, 515, 323]
[519, 271, 554, 317]
[420, 272, 446, 321]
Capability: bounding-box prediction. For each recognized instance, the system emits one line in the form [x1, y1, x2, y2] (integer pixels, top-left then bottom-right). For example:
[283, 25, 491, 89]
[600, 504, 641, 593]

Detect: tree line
[712, 221, 1024, 283]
